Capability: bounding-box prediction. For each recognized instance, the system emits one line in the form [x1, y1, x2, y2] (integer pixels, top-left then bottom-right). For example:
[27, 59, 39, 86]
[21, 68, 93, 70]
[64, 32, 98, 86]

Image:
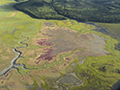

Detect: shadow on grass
[111, 80, 120, 90]
[0, 3, 17, 12]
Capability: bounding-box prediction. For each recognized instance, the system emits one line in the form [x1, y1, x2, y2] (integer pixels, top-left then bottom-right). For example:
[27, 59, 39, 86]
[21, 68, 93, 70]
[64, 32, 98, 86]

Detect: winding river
[0, 37, 28, 76]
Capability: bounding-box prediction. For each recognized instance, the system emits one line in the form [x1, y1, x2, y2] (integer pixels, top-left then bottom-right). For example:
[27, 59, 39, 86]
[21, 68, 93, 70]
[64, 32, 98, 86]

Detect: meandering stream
[0, 37, 29, 76]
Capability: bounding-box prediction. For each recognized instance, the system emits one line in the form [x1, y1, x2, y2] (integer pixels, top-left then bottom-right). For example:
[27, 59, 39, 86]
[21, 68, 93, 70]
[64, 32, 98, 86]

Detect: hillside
[13, 0, 120, 23]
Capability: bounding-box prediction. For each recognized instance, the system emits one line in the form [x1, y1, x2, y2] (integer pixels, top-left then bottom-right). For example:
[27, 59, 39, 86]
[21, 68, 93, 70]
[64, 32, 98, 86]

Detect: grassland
[0, 0, 120, 90]
[0, 0, 43, 89]
[94, 23, 120, 34]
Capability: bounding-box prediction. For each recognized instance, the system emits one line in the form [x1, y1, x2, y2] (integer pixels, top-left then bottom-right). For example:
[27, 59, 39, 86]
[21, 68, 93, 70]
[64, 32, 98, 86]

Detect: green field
[95, 23, 120, 34]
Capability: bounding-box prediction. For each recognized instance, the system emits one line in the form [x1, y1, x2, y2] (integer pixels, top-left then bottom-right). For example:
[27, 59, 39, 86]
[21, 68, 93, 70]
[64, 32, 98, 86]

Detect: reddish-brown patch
[35, 60, 41, 64]
[51, 69, 58, 73]
[66, 58, 71, 61]
[64, 64, 66, 66]
[42, 33, 52, 37]
[65, 58, 71, 64]
[36, 48, 54, 64]
[22, 78, 24, 80]
[37, 39, 52, 46]
[5, 73, 9, 77]
[5, 71, 11, 77]
[1, 81, 4, 84]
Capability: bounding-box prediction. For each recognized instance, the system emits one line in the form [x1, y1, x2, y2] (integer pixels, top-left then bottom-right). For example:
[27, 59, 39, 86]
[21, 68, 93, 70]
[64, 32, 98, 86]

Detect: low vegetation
[1, 0, 120, 90]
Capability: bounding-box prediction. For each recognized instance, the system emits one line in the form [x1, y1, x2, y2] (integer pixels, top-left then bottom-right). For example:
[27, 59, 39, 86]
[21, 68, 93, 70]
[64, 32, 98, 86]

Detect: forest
[13, 0, 120, 23]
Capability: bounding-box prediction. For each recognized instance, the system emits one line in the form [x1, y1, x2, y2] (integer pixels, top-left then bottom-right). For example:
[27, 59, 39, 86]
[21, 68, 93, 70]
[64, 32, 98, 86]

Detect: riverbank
[0, 37, 29, 76]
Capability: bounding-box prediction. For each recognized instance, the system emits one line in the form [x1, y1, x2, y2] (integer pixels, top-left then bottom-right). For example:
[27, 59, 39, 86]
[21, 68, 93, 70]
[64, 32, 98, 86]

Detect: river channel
[0, 37, 28, 76]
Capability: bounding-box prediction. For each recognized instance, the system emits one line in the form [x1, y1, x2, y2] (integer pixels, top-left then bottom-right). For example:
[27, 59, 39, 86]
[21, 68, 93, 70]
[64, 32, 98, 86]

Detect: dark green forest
[14, 0, 120, 23]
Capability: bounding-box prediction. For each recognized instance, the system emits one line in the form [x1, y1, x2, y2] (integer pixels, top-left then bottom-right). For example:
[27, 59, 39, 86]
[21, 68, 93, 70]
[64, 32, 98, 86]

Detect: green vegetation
[18, 51, 73, 69]
[115, 43, 120, 51]
[55, 20, 120, 90]
[16, 67, 30, 76]
[94, 22, 120, 40]
[14, 0, 66, 20]
[1, 0, 120, 90]
[95, 23, 120, 34]
[94, 22, 120, 51]
[40, 76, 50, 90]
[0, 11, 42, 48]
[15, 0, 28, 2]
[14, 0, 120, 23]
[26, 76, 38, 90]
